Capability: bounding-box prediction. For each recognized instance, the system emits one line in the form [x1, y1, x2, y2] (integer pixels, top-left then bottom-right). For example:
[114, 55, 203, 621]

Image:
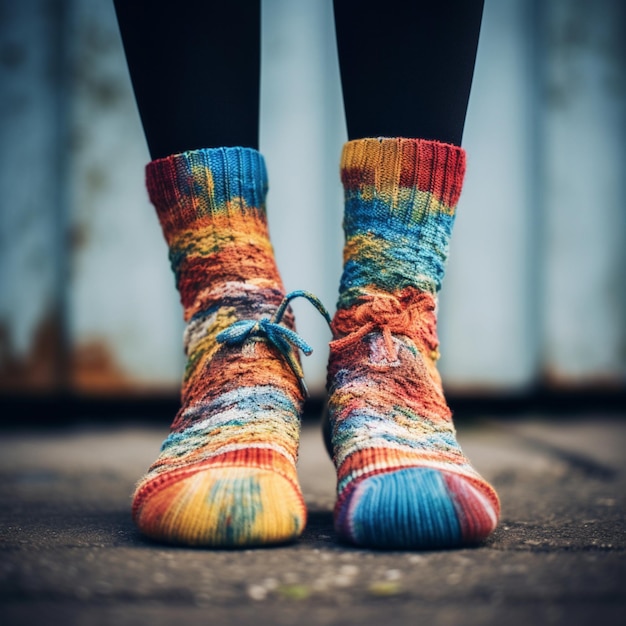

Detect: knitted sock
[132, 147, 324, 547]
[327, 138, 500, 549]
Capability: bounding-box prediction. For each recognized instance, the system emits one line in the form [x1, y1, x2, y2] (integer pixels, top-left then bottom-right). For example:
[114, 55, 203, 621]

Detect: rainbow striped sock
[132, 147, 325, 547]
[327, 138, 500, 549]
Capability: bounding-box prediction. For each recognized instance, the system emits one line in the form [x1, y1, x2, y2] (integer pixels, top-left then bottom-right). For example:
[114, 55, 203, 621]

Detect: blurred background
[0, 0, 624, 418]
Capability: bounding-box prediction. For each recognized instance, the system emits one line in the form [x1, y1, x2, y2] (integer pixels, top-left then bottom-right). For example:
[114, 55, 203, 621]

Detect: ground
[1, 414, 625, 625]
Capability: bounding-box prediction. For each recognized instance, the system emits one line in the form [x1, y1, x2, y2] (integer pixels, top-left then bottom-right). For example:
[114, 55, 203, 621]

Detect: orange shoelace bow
[331, 290, 440, 361]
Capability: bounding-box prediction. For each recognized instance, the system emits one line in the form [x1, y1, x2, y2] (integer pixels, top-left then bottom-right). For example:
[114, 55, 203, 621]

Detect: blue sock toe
[342, 467, 463, 549]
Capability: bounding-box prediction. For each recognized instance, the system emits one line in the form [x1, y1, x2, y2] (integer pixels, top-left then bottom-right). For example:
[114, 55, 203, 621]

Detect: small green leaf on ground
[368, 581, 402, 597]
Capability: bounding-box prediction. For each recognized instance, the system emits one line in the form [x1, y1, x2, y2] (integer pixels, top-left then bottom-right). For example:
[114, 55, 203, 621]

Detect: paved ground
[1, 414, 625, 625]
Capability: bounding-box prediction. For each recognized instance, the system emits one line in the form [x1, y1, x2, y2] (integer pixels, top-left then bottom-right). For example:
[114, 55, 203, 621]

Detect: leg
[333, 0, 484, 145]
[114, 0, 261, 158]
[327, 1, 499, 549]
[114, 2, 326, 546]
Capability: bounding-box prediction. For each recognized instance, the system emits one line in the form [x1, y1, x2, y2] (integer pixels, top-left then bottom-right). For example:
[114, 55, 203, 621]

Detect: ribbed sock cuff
[340, 137, 466, 211]
[146, 146, 268, 239]
[145, 147, 281, 318]
[336, 138, 466, 299]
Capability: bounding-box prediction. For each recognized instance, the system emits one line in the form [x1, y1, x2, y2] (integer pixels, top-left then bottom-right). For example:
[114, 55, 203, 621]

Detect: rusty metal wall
[541, 0, 626, 386]
[1, 0, 624, 398]
[0, 0, 66, 391]
[439, 0, 539, 389]
[66, 0, 184, 394]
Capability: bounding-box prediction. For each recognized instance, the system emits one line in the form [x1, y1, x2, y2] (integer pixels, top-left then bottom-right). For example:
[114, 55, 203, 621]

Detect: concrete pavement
[1, 415, 625, 625]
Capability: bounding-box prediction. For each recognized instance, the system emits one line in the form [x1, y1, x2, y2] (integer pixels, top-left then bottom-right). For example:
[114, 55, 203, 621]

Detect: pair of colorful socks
[132, 139, 500, 549]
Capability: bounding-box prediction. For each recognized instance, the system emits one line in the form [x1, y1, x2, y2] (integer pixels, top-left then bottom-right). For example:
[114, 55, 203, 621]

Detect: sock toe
[134, 467, 306, 547]
[336, 467, 497, 549]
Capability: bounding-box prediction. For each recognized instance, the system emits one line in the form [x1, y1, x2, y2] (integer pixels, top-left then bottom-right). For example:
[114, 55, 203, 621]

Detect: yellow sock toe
[134, 467, 306, 547]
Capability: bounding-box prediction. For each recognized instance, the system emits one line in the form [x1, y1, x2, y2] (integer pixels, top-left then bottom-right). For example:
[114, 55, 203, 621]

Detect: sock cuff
[146, 147, 269, 237]
[340, 138, 466, 210]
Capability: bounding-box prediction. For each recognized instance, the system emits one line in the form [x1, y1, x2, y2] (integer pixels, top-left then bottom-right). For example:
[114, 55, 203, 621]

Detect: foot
[327, 288, 499, 549]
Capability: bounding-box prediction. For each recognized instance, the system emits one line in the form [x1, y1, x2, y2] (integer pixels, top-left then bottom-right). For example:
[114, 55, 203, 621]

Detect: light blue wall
[440, 0, 539, 389]
[0, 0, 624, 395]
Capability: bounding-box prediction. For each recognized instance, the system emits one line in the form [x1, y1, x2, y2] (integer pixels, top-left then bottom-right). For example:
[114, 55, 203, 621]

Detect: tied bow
[216, 290, 331, 396]
[331, 291, 439, 361]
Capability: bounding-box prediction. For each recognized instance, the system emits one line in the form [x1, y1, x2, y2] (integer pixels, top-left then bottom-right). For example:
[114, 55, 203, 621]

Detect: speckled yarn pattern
[328, 138, 500, 549]
[132, 147, 308, 547]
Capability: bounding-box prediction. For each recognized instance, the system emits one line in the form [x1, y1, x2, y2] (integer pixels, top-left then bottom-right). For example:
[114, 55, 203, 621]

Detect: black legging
[114, 0, 484, 160]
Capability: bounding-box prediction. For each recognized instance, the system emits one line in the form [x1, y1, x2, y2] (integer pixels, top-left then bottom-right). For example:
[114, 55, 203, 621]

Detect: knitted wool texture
[132, 147, 308, 547]
[327, 138, 500, 549]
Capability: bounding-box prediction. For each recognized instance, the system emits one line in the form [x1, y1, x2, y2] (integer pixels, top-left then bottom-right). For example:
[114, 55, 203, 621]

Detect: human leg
[328, 1, 499, 549]
[333, 0, 484, 146]
[115, 1, 324, 546]
[114, 0, 260, 158]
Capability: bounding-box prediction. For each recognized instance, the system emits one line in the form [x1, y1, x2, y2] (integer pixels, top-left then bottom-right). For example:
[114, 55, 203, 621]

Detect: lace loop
[331, 290, 439, 361]
[216, 290, 331, 396]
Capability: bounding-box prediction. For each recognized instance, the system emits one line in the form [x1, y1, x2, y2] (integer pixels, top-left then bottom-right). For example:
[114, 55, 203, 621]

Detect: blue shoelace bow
[216, 290, 331, 396]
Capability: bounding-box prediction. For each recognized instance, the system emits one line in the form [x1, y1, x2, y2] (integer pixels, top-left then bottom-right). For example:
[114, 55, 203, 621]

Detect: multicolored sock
[327, 138, 500, 549]
[132, 147, 327, 547]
